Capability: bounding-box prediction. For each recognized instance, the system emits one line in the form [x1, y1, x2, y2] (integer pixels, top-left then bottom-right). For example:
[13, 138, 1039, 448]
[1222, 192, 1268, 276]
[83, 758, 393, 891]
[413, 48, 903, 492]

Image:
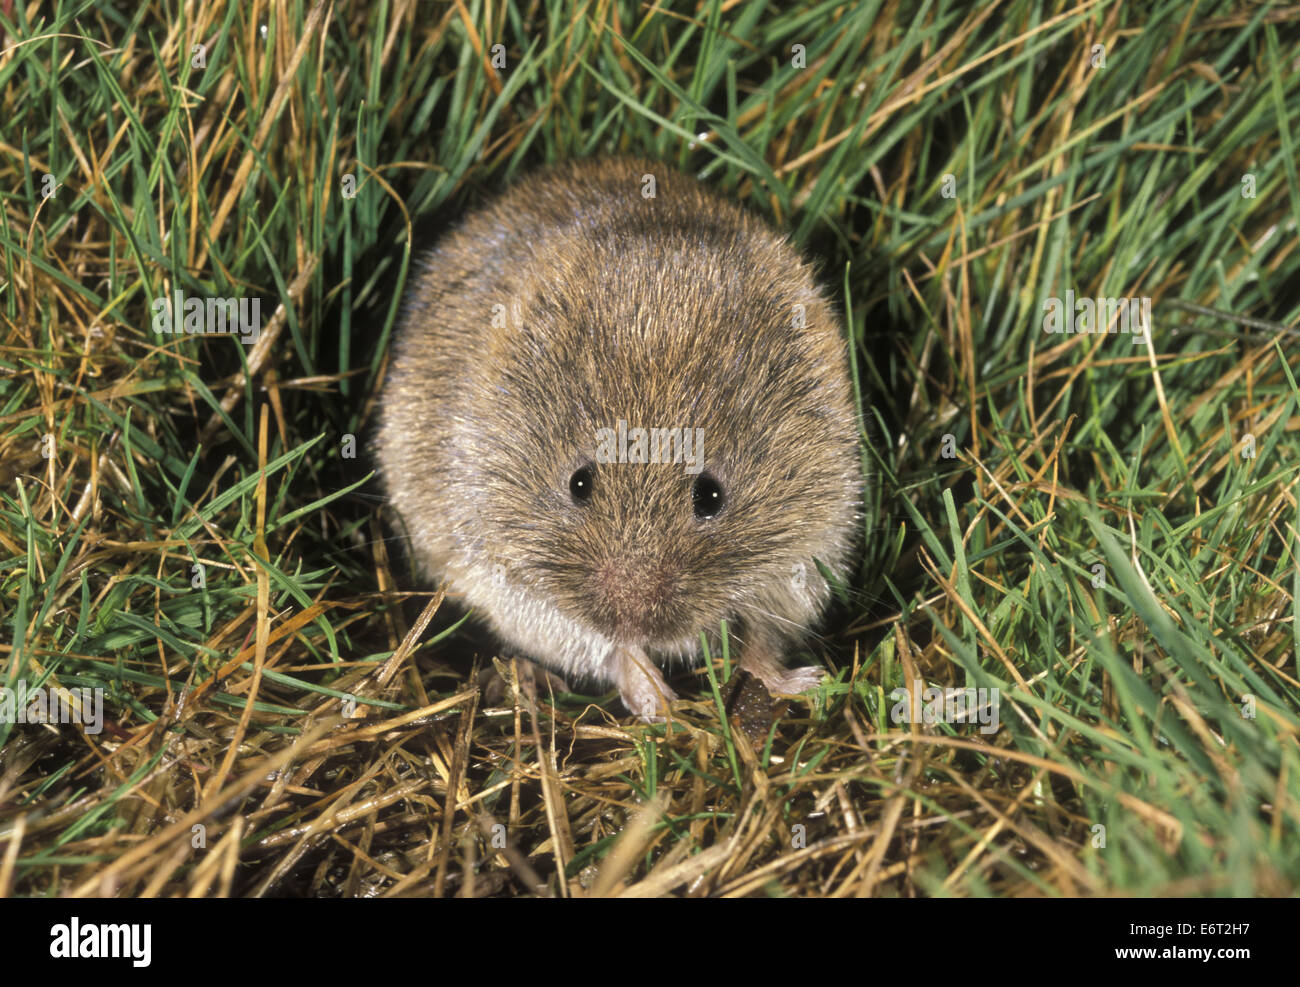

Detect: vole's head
[464, 203, 861, 651]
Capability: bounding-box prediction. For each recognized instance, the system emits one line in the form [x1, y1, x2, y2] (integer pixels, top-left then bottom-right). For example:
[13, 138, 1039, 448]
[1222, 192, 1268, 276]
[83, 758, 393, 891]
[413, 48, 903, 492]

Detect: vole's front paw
[759, 663, 825, 697]
[621, 683, 679, 723]
[738, 639, 825, 699]
[616, 646, 677, 723]
[481, 656, 571, 707]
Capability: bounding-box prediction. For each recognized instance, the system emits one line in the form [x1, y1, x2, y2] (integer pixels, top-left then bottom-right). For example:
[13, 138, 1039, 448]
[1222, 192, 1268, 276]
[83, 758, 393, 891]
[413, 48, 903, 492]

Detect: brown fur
[376, 157, 861, 720]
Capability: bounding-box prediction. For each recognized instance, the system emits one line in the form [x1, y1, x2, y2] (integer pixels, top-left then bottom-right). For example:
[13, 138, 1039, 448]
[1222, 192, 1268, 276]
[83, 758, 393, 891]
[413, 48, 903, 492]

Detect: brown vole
[376, 157, 861, 721]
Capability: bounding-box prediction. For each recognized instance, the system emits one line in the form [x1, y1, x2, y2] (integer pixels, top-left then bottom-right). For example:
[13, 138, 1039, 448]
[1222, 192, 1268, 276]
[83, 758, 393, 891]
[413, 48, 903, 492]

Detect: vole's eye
[569, 465, 595, 504]
[692, 473, 725, 519]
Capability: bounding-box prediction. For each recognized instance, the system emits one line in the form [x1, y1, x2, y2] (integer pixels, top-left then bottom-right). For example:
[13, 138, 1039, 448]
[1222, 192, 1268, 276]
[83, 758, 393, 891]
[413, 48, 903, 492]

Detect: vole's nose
[591, 557, 679, 640]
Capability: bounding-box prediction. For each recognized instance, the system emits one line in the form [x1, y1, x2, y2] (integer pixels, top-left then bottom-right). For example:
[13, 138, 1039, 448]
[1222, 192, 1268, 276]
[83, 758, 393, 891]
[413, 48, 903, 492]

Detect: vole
[376, 157, 861, 721]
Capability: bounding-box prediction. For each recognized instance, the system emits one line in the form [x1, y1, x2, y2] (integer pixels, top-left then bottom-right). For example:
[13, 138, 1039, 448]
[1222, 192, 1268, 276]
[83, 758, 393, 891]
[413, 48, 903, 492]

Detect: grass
[0, 0, 1298, 897]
